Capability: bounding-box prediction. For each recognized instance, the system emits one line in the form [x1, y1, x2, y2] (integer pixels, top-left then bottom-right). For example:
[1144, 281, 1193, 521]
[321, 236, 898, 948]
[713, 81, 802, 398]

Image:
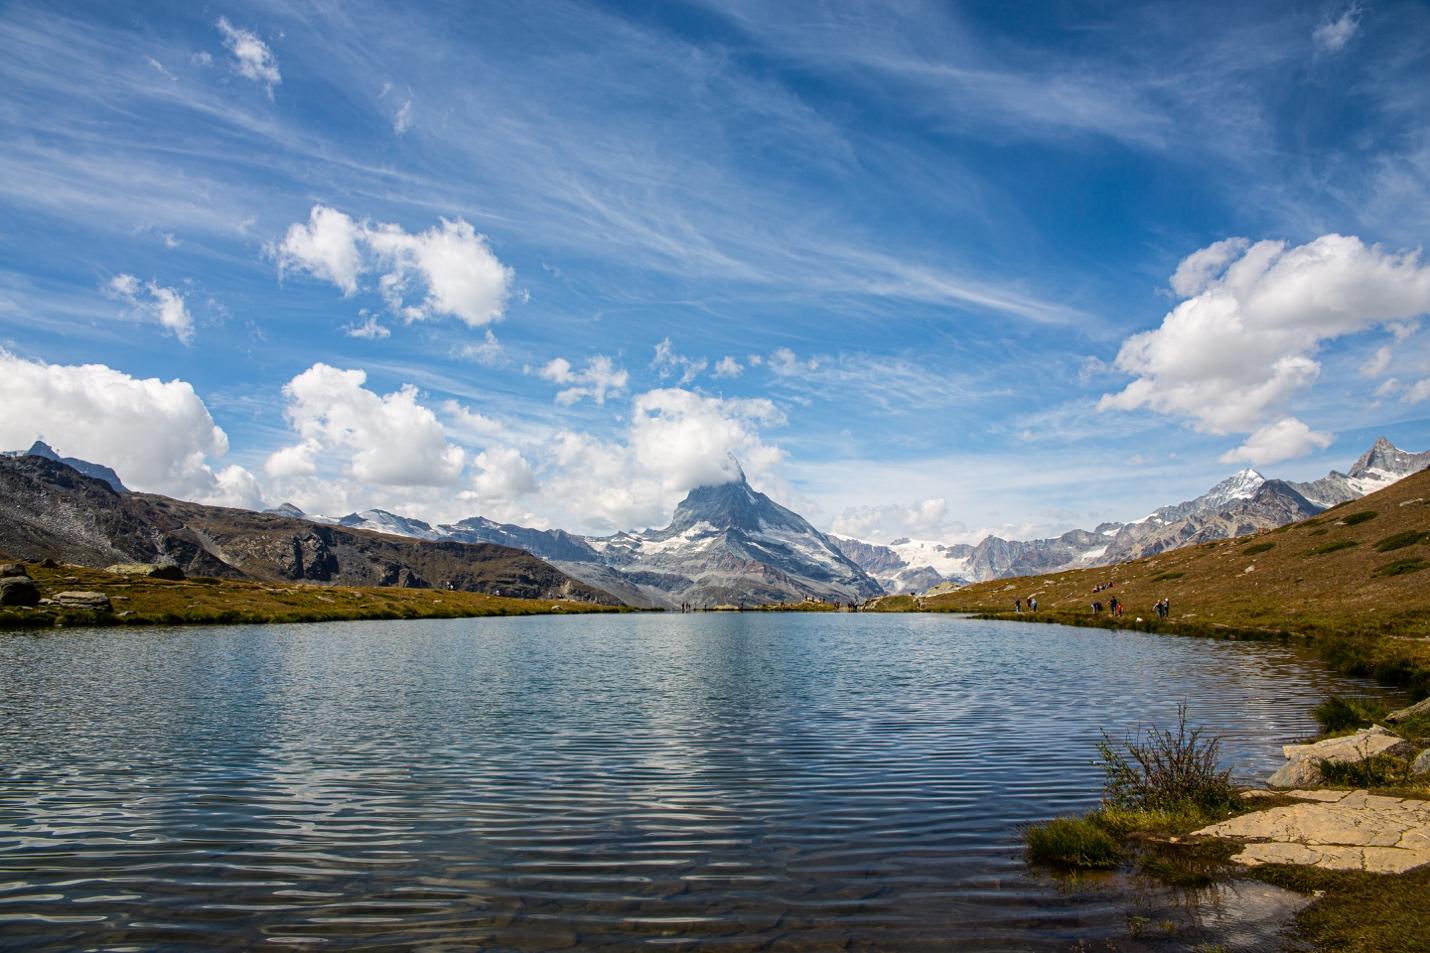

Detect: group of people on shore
[1091, 596, 1122, 616]
[1013, 596, 1038, 613]
[1154, 598, 1171, 618]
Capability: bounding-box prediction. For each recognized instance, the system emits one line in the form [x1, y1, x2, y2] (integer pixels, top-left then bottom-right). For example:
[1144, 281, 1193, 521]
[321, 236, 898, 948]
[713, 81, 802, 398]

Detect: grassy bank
[873, 468, 1430, 699]
[0, 561, 625, 629]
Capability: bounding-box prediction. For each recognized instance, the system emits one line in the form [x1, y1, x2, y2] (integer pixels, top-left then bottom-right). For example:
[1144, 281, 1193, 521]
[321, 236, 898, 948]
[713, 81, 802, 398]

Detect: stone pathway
[1195, 789, 1430, 874]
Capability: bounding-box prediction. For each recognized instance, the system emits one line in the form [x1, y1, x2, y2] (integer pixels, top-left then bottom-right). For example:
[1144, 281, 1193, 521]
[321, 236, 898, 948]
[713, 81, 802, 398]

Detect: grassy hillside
[0, 561, 626, 629]
[876, 468, 1430, 695]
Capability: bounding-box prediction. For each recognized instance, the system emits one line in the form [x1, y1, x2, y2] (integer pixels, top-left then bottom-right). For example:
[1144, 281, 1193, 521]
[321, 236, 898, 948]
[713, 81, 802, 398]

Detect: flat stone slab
[1196, 789, 1430, 874]
[1268, 725, 1417, 788]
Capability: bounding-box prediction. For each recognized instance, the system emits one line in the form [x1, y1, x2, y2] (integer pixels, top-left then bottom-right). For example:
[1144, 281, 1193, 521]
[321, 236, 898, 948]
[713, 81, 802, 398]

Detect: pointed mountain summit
[4, 440, 128, 492]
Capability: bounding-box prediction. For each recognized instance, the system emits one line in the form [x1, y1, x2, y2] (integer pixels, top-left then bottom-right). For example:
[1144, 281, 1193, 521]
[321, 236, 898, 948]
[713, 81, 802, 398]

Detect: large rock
[0, 562, 30, 578]
[1386, 696, 1430, 724]
[106, 563, 185, 581]
[0, 576, 40, 606]
[1413, 749, 1430, 777]
[1268, 725, 1416, 788]
[1196, 789, 1430, 874]
[52, 590, 112, 611]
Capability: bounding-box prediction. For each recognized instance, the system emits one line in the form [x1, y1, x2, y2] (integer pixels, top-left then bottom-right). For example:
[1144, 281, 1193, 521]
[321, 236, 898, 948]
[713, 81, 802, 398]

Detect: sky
[2, 0, 1429, 543]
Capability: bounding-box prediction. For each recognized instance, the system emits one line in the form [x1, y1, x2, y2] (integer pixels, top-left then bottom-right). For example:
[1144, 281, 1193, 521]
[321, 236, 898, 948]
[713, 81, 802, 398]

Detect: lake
[0, 614, 1392, 951]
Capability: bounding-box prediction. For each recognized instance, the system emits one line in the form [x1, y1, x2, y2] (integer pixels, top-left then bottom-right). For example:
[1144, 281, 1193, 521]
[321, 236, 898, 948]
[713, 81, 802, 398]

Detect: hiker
[1015, 598, 1022, 613]
[1029, 596, 1037, 612]
[1109, 596, 1118, 615]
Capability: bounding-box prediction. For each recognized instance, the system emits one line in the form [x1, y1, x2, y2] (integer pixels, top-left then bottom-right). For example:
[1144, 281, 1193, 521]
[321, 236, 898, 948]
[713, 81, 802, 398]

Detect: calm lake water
[0, 614, 1393, 951]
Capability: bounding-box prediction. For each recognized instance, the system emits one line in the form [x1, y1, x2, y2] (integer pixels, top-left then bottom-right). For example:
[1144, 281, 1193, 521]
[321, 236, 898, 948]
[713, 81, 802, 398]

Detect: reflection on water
[0, 614, 1388, 950]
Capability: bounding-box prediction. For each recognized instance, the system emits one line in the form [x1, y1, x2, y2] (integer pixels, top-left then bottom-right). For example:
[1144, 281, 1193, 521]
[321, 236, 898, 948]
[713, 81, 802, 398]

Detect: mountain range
[2, 436, 1425, 607]
[830, 437, 1430, 592]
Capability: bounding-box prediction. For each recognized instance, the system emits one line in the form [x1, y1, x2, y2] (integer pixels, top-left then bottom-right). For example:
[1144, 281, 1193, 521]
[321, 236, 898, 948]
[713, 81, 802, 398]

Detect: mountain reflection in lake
[0, 614, 1387, 950]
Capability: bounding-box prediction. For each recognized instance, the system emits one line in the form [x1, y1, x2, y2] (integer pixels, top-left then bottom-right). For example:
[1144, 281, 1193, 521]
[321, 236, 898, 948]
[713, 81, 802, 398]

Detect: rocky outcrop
[1197, 789, 1430, 874]
[52, 591, 112, 611]
[1267, 725, 1417, 788]
[0, 576, 40, 606]
[1386, 696, 1430, 725]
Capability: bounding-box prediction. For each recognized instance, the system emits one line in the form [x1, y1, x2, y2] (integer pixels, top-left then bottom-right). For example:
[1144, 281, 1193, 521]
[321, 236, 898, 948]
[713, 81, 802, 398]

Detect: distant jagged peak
[13, 439, 128, 493]
[1350, 435, 1429, 478]
[265, 502, 306, 518]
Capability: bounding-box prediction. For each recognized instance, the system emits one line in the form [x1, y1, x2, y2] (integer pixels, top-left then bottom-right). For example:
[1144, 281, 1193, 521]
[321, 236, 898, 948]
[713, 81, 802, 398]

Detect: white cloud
[343, 312, 390, 339]
[539, 354, 628, 406]
[650, 337, 707, 384]
[713, 355, 743, 378]
[393, 98, 413, 135]
[1100, 234, 1430, 434]
[1360, 344, 1392, 377]
[468, 446, 536, 500]
[441, 399, 503, 437]
[768, 347, 819, 376]
[1220, 417, 1333, 466]
[1314, 5, 1362, 54]
[275, 205, 364, 295]
[1406, 378, 1430, 404]
[1375, 378, 1402, 399]
[0, 349, 258, 506]
[274, 205, 513, 328]
[216, 17, 280, 95]
[270, 364, 464, 487]
[831, 498, 949, 542]
[456, 329, 505, 366]
[107, 273, 195, 344]
[147, 57, 176, 81]
[1169, 237, 1250, 297]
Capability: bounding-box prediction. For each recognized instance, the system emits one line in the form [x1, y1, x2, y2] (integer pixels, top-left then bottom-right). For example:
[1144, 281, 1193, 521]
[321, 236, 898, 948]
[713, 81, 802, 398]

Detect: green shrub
[1337, 510, 1378, 526]
[1308, 527, 1329, 536]
[1373, 530, 1428, 553]
[1373, 557, 1428, 578]
[1312, 695, 1388, 734]
[1243, 541, 1276, 555]
[1150, 571, 1185, 581]
[1306, 539, 1358, 556]
[1023, 816, 1122, 868]
[1098, 704, 1238, 814]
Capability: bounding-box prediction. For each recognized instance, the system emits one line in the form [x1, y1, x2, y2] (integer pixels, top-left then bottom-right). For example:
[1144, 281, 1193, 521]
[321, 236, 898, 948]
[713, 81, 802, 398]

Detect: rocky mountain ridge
[833, 437, 1429, 592]
[0, 454, 614, 603]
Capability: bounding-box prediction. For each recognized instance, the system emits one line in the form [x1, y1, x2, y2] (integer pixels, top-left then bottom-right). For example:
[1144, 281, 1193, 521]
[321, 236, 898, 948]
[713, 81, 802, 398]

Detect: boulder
[0, 563, 30, 578]
[52, 591, 112, 611]
[1413, 749, 1430, 777]
[1268, 725, 1417, 788]
[106, 563, 185, 581]
[0, 576, 40, 606]
[1386, 696, 1430, 724]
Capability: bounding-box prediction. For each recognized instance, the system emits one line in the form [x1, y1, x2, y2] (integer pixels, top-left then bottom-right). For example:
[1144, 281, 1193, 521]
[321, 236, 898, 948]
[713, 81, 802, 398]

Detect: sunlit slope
[915, 468, 1430, 639]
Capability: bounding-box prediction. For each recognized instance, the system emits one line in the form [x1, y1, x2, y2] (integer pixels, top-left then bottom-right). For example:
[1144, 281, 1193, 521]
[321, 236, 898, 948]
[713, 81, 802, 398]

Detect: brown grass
[0, 562, 627, 629]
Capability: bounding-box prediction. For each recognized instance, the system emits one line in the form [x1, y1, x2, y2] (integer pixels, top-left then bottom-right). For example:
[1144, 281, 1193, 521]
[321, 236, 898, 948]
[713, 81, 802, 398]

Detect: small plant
[1308, 526, 1329, 536]
[1373, 557, 1428, 578]
[1097, 704, 1238, 814]
[1318, 754, 1412, 788]
[1242, 541, 1276, 555]
[1305, 539, 1358, 556]
[1023, 817, 1121, 868]
[1150, 571, 1185, 581]
[1312, 695, 1389, 733]
[1374, 530, 1429, 552]
[1337, 510, 1378, 526]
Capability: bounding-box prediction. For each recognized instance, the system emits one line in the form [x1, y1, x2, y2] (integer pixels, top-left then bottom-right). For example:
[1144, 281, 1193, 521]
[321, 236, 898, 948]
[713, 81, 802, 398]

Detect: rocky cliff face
[0, 455, 616, 603]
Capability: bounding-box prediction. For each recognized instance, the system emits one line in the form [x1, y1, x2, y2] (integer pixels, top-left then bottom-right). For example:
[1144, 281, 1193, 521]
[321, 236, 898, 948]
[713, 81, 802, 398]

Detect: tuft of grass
[1305, 539, 1359, 556]
[1374, 530, 1429, 552]
[1317, 754, 1414, 788]
[1337, 510, 1378, 526]
[1150, 570, 1185, 581]
[1097, 704, 1239, 814]
[1373, 557, 1428, 578]
[1312, 695, 1390, 734]
[1023, 816, 1122, 869]
[1242, 541, 1276, 555]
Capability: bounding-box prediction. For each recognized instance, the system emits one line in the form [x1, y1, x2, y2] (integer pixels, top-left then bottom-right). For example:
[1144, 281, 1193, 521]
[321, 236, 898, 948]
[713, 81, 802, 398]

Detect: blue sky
[2, 0, 1429, 540]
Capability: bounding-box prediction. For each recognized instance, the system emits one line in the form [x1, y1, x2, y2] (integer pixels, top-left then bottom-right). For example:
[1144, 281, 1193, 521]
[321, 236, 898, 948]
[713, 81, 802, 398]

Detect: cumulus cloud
[468, 446, 536, 501]
[274, 204, 514, 328]
[1169, 237, 1251, 297]
[713, 355, 743, 378]
[1406, 379, 1430, 404]
[1360, 344, 1392, 378]
[768, 347, 820, 376]
[216, 17, 280, 95]
[0, 349, 258, 506]
[441, 400, 503, 437]
[343, 312, 390, 340]
[539, 354, 628, 406]
[1313, 4, 1362, 53]
[1220, 417, 1334, 466]
[269, 364, 465, 487]
[107, 273, 195, 344]
[831, 498, 950, 542]
[650, 338, 707, 384]
[1100, 234, 1430, 439]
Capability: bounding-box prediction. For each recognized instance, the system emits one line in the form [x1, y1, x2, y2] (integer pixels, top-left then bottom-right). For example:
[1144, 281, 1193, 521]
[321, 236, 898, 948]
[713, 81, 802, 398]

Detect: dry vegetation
[0, 561, 625, 629]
